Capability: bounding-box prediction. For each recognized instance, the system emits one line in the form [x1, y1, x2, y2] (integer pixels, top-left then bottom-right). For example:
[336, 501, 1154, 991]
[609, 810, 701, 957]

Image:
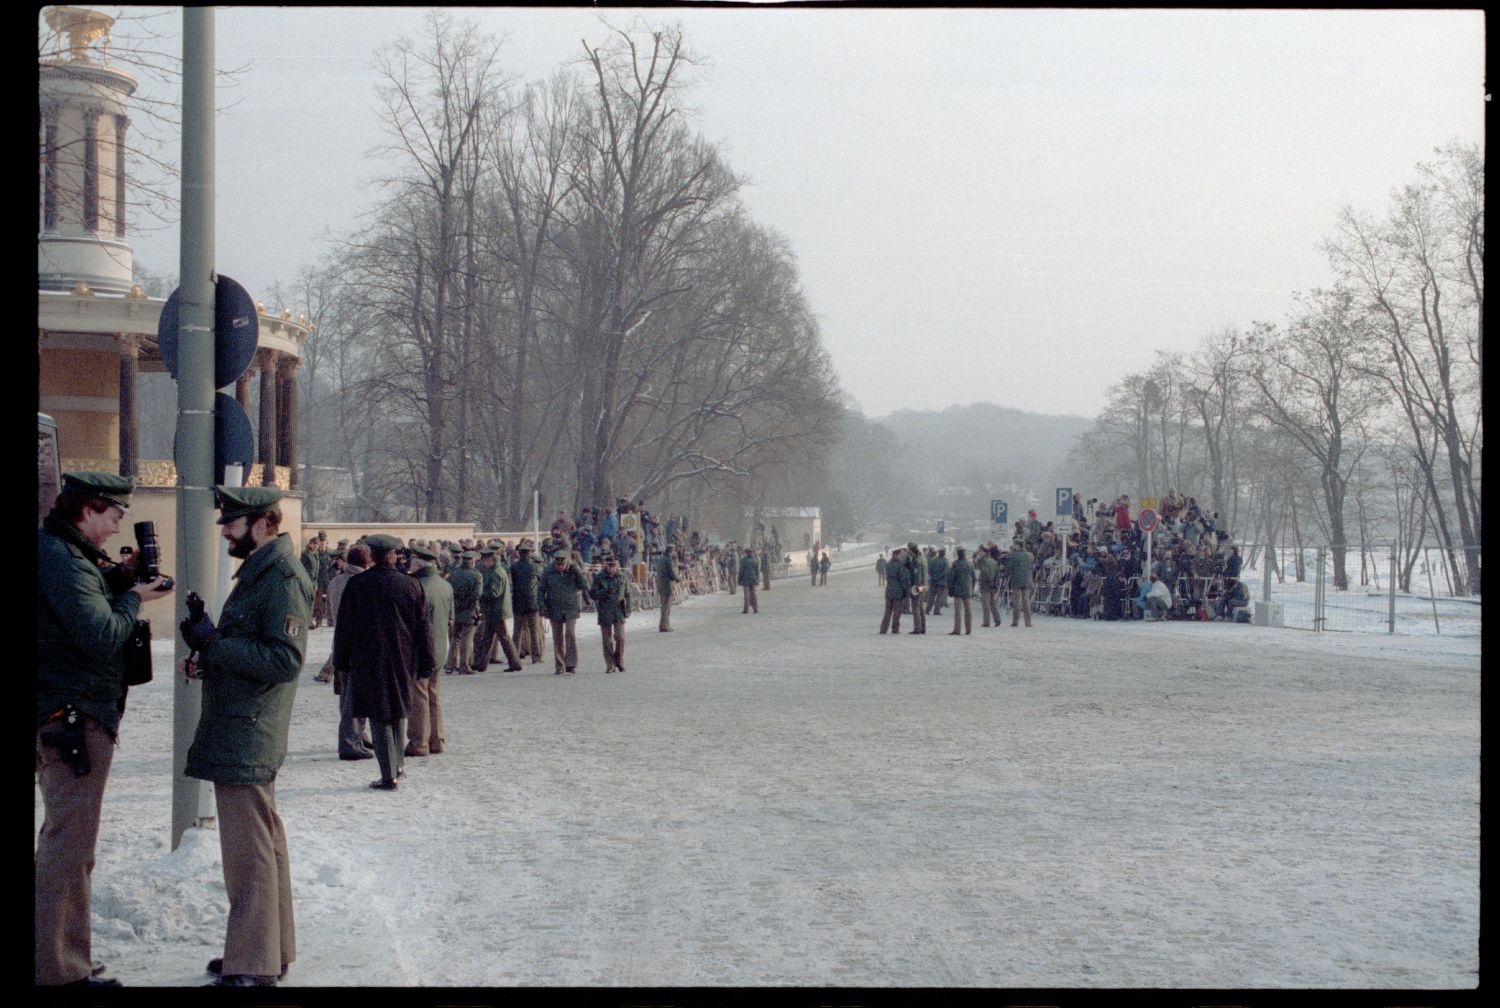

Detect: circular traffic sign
[156, 274, 260, 389]
[1138, 507, 1158, 533]
[172, 392, 255, 484]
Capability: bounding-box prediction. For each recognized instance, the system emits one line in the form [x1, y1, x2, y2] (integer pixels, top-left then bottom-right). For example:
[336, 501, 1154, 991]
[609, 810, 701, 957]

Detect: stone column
[256, 348, 278, 488]
[117, 333, 139, 478]
[277, 355, 300, 489]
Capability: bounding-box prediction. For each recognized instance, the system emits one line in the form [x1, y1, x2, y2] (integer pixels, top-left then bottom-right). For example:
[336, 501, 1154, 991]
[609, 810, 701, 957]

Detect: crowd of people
[874, 490, 1253, 629]
[38, 471, 1255, 990]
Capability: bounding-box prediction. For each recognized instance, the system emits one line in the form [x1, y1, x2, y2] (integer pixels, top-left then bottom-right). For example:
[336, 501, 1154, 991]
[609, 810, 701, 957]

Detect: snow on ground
[45, 559, 1480, 989]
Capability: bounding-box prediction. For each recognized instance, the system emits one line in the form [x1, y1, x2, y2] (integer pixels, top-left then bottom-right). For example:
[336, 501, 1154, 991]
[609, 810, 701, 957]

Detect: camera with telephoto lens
[134, 521, 173, 589]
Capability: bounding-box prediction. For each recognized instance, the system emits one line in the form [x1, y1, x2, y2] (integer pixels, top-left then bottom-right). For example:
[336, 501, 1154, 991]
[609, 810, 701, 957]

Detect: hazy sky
[107, 6, 1485, 419]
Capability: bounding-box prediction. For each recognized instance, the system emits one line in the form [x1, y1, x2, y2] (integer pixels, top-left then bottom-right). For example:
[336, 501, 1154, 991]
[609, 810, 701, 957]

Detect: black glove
[181, 611, 216, 652]
[417, 666, 434, 681]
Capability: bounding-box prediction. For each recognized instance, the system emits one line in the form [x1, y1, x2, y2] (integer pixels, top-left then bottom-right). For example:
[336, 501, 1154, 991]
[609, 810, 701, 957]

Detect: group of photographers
[37, 472, 309, 988]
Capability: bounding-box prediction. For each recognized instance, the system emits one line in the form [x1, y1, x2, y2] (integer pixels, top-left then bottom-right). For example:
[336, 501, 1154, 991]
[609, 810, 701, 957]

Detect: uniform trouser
[927, 584, 947, 613]
[811, 567, 817, 586]
[910, 590, 926, 632]
[213, 782, 295, 978]
[951, 595, 972, 633]
[447, 620, 474, 670]
[514, 611, 533, 658]
[879, 597, 903, 633]
[601, 622, 625, 670]
[981, 589, 1001, 625]
[35, 717, 114, 985]
[1011, 586, 1033, 625]
[312, 588, 327, 626]
[473, 614, 520, 670]
[741, 583, 758, 612]
[336, 678, 370, 757]
[819, 570, 828, 585]
[370, 718, 406, 782]
[406, 675, 442, 754]
[658, 589, 673, 630]
[520, 612, 545, 662]
[550, 617, 579, 671]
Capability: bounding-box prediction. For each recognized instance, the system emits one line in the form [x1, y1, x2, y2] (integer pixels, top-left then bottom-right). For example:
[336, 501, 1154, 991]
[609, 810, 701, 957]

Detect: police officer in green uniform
[1007, 539, 1036, 627]
[946, 546, 975, 634]
[37, 472, 174, 987]
[878, 545, 910, 634]
[589, 552, 631, 672]
[654, 546, 678, 631]
[406, 545, 452, 756]
[446, 550, 482, 673]
[976, 543, 1002, 627]
[472, 547, 522, 672]
[180, 485, 312, 987]
[738, 548, 760, 613]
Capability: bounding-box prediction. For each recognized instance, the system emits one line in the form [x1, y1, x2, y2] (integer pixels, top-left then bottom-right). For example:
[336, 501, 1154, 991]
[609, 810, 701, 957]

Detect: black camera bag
[123, 618, 153, 685]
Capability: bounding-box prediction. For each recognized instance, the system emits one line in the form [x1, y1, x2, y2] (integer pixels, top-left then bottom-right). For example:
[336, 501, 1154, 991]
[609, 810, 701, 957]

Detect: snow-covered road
[51, 563, 1480, 989]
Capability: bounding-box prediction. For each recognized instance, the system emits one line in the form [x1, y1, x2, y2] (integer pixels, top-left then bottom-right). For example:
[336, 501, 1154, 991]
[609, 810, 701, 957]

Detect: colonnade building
[38, 6, 311, 615]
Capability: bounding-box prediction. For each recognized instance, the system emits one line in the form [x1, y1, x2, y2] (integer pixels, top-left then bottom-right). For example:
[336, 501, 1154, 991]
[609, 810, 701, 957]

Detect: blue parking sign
[991, 500, 1007, 524]
[1056, 487, 1072, 516]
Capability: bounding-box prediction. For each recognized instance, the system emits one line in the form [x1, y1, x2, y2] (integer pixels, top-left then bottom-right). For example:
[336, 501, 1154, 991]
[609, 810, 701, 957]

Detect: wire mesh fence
[1238, 543, 1480, 637]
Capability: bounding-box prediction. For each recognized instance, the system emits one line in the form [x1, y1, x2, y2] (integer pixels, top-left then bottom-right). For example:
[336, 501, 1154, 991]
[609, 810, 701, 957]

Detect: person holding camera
[37, 472, 174, 987]
[179, 485, 313, 987]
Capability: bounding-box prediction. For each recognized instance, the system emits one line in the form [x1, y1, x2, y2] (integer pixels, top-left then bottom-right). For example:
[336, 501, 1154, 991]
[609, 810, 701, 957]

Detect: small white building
[746, 506, 822, 555]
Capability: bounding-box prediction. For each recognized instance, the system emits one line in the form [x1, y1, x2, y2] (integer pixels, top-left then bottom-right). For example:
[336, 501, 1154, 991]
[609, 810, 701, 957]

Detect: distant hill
[874, 401, 1094, 497]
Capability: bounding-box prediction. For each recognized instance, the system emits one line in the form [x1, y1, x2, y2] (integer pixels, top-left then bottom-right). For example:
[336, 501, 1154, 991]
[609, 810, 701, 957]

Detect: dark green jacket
[540, 562, 588, 620]
[589, 568, 630, 625]
[510, 557, 540, 614]
[37, 512, 142, 736]
[415, 565, 454, 670]
[1006, 547, 1035, 589]
[928, 554, 948, 587]
[186, 533, 312, 784]
[904, 552, 926, 588]
[479, 562, 512, 620]
[448, 565, 482, 621]
[946, 557, 975, 598]
[884, 556, 912, 602]
[976, 554, 999, 592]
[654, 552, 677, 591]
[737, 556, 759, 586]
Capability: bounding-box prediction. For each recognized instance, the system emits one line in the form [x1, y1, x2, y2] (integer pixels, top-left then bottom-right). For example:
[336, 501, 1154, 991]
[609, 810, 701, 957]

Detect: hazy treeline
[284, 15, 840, 532]
[1070, 142, 1482, 593]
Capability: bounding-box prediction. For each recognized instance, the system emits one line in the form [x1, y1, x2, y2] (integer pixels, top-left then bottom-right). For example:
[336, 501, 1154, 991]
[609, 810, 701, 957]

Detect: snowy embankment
[47, 564, 1479, 988]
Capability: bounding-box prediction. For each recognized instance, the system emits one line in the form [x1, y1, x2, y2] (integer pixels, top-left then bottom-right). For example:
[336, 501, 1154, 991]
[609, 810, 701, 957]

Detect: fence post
[1425, 547, 1441, 634]
[1388, 544, 1397, 634]
[1314, 545, 1326, 632]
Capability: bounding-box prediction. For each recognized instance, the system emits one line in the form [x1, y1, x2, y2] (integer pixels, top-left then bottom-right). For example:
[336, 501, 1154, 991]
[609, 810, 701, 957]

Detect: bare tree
[1325, 141, 1482, 593]
[1245, 290, 1380, 590]
[571, 22, 742, 506]
[369, 12, 510, 520]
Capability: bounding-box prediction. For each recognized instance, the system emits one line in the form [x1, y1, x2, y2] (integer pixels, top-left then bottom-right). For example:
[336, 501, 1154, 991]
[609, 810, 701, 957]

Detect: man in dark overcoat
[330, 534, 435, 790]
